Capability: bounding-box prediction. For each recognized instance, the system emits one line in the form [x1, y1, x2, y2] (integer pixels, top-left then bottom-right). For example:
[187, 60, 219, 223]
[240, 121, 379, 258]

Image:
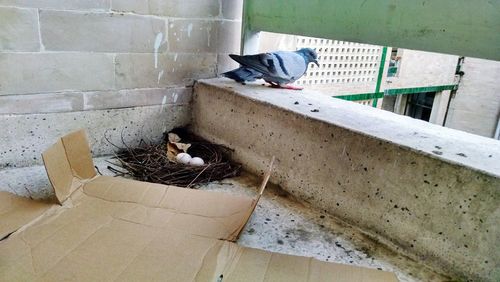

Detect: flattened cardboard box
[0, 130, 398, 281]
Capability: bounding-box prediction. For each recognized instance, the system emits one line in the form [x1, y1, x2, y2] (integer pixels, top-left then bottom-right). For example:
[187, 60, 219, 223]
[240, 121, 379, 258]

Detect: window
[388, 48, 401, 77]
[405, 92, 436, 121]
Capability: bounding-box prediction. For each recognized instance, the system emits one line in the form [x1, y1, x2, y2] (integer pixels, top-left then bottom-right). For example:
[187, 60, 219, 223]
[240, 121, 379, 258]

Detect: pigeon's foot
[266, 82, 303, 90]
[281, 84, 303, 90]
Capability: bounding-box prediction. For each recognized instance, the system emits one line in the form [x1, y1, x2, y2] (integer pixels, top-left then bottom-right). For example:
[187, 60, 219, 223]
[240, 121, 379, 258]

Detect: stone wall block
[40, 10, 167, 52]
[0, 0, 110, 10]
[115, 53, 216, 89]
[83, 87, 192, 110]
[0, 7, 40, 51]
[168, 19, 217, 53]
[112, 0, 219, 18]
[0, 92, 83, 114]
[0, 53, 115, 95]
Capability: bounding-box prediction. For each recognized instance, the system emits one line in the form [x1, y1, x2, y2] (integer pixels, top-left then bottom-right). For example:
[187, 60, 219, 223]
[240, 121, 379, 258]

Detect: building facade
[258, 33, 500, 139]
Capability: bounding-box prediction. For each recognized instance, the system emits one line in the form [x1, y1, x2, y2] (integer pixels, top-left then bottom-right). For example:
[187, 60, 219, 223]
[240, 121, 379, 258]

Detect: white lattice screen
[295, 37, 382, 86]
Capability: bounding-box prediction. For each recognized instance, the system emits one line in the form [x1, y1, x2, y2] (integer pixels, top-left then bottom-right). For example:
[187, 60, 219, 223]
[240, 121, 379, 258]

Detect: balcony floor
[0, 156, 448, 282]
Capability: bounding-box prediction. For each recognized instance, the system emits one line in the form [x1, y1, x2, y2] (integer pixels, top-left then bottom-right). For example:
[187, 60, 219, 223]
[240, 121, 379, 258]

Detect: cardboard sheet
[0, 130, 398, 281]
[0, 192, 53, 240]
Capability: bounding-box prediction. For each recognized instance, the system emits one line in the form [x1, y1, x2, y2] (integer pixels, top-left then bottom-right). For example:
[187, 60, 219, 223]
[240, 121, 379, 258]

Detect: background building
[258, 32, 500, 139]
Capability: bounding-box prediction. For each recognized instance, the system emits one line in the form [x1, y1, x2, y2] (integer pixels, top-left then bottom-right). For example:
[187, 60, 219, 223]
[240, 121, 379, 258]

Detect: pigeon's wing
[222, 67, 263, 82]
[230, 52, 307, 83]
[229, 53, 278, 76]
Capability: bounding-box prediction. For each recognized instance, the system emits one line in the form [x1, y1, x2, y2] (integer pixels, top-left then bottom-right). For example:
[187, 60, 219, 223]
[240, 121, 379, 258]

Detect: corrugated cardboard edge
[233, 156, 275, 240]
[41, 129, 96, 204]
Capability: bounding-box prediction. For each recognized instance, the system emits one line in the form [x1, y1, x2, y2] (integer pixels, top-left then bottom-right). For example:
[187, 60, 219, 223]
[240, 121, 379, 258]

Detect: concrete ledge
[192, 78, 500, 281]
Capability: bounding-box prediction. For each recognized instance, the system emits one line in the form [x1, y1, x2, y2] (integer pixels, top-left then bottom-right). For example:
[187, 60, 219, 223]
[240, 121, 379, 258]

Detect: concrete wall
[381, 50, 458, 124]
[0, 0, 243, 168]
[384, 49, 458, 89]
[445, 58, 500, 138]
[193, 78, 500, 281]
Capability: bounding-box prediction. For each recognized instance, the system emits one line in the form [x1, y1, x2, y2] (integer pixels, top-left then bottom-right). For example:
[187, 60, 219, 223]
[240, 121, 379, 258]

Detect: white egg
[176, 152, 192, 164]
[189, 157, 205, 166]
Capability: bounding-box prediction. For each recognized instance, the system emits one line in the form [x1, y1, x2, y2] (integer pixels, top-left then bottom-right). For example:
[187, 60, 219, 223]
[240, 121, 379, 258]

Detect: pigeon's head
[297, 48, 320, 67]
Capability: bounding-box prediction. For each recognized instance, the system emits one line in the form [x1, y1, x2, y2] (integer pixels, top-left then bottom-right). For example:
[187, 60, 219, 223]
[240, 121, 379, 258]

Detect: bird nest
[106, 129, 241, 188]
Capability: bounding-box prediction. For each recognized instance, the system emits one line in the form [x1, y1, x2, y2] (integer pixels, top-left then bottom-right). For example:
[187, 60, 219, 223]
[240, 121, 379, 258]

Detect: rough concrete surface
[0, 104, 190, 168]
[0, 157, 448, 282]
[192, 78, 500, 281]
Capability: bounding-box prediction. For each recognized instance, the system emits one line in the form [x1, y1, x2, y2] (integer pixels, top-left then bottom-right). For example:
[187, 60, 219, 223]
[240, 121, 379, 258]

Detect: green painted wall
[244, 0, 500, 61]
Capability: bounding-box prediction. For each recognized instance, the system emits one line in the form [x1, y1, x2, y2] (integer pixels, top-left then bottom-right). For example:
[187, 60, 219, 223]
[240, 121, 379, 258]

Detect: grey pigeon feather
[222, 66, 263, 83]
[224, 48, 319, 88]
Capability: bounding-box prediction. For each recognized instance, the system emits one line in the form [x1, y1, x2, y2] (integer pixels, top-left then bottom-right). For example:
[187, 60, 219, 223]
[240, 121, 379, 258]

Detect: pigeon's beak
[313, 59, 320, 67]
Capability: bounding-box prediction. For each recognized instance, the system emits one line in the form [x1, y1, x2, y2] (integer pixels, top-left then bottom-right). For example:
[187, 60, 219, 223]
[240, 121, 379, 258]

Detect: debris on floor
[107, 128, 241, 187]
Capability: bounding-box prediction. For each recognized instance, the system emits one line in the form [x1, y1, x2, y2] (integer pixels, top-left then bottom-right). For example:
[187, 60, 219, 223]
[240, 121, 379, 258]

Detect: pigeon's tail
[222, 67, 263, 83]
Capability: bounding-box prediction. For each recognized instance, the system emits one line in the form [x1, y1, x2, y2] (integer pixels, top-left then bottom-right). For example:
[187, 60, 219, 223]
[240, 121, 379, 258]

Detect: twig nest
[189, 157, 205, 166]
[176, 152, 192, 164]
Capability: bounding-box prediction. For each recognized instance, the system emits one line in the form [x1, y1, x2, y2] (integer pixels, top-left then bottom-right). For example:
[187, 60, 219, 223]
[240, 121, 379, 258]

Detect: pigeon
[222, 48, 319, 90]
